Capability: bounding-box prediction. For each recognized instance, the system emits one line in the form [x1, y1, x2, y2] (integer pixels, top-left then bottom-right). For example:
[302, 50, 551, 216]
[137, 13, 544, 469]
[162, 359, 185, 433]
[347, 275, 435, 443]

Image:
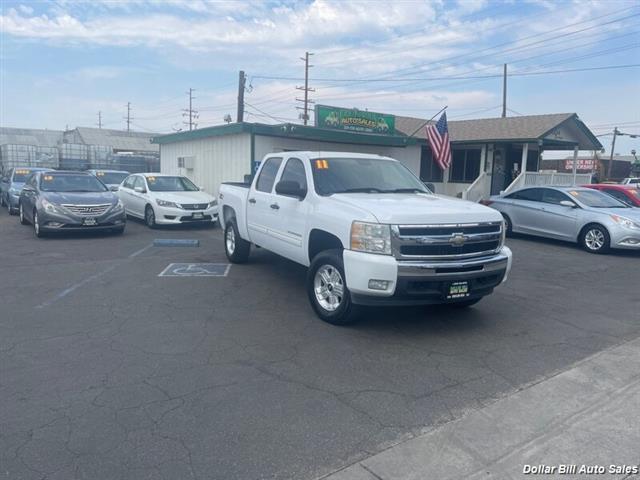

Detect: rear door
[269, 157, 311, 265]
[537, 188, 579, 240]
[504, 188, 544, 234]
[246, 157, 283, 251]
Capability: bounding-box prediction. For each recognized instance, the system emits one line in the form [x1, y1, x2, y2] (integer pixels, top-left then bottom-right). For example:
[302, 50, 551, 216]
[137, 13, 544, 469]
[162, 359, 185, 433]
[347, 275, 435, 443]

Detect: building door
[491, 148, 506, 195]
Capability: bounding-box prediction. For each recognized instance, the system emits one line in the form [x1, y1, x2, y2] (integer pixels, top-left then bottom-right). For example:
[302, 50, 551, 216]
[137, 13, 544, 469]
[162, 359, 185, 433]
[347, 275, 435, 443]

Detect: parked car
[87, 169, 130, 191]
[583, 184, 640, 207]
[18, 170, 126, 237]
[117, 173, 218, 228]
[219, 152, 512, 325]
[0, 167, 53, 215]
[620, 178, 640, 186]
[485, 186, 640, 254]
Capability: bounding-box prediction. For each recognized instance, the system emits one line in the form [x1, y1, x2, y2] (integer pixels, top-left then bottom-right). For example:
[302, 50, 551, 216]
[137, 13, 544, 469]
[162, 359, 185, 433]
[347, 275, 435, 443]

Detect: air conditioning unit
[177, 156, 195, 169]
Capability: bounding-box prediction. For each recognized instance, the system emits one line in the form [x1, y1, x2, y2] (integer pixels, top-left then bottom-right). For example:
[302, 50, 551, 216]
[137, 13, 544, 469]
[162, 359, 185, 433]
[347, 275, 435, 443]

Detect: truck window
[279, 158, 307, 191]
[256, 157, 283, 193]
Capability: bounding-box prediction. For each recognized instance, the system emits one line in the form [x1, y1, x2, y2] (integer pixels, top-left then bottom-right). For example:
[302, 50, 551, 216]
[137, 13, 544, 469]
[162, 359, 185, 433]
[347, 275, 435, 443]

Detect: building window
[449, 149, 481, 183]
[420, 147, 443, 182]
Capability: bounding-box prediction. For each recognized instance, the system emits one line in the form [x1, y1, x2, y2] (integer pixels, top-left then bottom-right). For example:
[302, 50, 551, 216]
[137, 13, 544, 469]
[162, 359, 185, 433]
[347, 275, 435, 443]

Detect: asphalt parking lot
[1, 213, 639, 480]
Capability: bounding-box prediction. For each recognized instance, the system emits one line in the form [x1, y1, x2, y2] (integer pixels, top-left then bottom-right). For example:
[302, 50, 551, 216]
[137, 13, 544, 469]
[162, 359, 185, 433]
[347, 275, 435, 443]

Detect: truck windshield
[311, 157, 429, 196]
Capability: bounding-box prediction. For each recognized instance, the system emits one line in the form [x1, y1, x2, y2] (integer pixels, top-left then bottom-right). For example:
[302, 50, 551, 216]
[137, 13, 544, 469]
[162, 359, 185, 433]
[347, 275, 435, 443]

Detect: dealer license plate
[82, 218, 97, 226]
[447, 281, 469, 299]
[192, 212, 204, 219]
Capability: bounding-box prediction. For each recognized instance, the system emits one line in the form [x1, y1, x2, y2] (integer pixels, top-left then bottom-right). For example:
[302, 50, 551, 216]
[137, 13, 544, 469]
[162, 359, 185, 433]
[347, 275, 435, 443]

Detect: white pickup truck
[219, 151, 512, 325]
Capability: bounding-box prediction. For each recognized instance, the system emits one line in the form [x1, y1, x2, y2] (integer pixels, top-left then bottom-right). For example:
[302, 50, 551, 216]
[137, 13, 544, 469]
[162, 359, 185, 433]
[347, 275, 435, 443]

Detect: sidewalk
[322, 337, 640, 480]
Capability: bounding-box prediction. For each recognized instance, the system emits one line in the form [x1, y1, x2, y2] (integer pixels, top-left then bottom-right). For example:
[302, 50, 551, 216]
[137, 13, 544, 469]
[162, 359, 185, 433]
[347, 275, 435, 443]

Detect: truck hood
[330, 193, 503, 224]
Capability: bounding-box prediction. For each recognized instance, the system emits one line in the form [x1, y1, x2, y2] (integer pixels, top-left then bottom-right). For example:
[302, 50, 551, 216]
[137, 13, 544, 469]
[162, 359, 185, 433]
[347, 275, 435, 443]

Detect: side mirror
[134, 186, 146, 194]
[198, 186, 205, 191]
[423, 182, 435, 193]
[275, 180, 306, 199]
[560, 200, 577, 208]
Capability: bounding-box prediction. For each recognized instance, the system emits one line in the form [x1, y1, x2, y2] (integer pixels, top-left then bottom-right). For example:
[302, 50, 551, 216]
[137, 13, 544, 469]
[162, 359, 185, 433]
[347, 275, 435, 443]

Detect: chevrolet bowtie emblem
[449, 233, 467, 247]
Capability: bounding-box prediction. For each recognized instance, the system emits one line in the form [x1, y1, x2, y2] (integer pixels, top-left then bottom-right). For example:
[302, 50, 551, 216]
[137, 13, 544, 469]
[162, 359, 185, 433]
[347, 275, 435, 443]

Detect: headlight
[350, 221, 391, 255]
[208, 200, 217, 208]
[156, 199, 179, 208]
[610, 214, 640, 230]
[41, 199, 59, 213]
[500, 219, 507, 247]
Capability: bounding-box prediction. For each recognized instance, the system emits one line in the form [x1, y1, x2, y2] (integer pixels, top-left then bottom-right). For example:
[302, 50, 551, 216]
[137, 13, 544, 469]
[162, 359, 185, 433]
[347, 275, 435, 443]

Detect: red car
[583, 184, 640, 207]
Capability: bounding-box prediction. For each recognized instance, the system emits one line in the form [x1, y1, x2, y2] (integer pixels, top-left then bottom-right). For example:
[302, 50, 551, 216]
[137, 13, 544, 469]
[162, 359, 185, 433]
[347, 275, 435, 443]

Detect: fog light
[368, 279, 390, 290]
[46, 222, 63, 227]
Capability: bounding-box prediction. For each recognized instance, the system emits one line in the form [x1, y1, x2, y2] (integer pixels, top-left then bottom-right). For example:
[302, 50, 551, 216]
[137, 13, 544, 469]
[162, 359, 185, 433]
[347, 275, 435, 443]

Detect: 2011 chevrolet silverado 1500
[219, 151, 512, 325]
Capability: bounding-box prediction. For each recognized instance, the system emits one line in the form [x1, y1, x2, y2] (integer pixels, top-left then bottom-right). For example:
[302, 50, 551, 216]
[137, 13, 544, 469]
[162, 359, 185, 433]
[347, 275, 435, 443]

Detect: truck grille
[392, 222, 503, 260]
[180, 203, 208, 210]
[61, 204, 111, 216]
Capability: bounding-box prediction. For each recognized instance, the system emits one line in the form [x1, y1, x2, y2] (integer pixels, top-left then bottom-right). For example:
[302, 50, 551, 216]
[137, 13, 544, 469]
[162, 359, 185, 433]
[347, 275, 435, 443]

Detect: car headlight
[41, 198, 59, 213]
[208, 199, 217, 208]
[350, 221, 391, 255]
[610, 214, 640, 230]
[500, 219, 507, 247]
[156, 199, 179, 208]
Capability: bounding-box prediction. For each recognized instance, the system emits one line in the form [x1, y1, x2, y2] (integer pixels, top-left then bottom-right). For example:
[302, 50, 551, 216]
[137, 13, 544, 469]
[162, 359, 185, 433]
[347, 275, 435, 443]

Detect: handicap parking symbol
[159, 263, 231, 277]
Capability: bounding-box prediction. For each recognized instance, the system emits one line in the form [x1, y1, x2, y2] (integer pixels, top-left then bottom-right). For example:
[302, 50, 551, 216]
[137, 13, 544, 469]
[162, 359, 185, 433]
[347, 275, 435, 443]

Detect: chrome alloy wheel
[584, 228, 605, 251]
[19, 203, 24, 222]
[313, 264, 344, 312]
[34, 211, 40, 236]
[226, 225, 236, 255]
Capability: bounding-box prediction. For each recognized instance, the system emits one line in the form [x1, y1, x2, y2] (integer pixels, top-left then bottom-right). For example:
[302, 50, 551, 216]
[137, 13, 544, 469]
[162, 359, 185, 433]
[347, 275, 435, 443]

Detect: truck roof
[264, 151, 396, 161]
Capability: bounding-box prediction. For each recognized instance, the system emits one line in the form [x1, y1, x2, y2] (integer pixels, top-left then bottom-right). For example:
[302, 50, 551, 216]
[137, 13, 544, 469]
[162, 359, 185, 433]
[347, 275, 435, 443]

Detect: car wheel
[33, 210, 45, 238]
[580, 224, 610, 254]
[307, 249, 358, 325]
[446, 298, 482, 308]
[224, 220, 250, 263]
[19, 203, 29, 225]
[144, 205, 157, 229]
[501, 214, 513, 237]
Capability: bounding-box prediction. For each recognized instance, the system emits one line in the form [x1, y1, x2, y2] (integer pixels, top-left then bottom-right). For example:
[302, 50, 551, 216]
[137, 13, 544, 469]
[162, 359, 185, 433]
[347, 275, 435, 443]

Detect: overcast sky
[1, 0, 639, 156]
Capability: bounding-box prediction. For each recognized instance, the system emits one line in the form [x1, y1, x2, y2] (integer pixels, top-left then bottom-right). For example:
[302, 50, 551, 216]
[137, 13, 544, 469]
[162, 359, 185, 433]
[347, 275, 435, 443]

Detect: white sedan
[117, 173, 218, 228]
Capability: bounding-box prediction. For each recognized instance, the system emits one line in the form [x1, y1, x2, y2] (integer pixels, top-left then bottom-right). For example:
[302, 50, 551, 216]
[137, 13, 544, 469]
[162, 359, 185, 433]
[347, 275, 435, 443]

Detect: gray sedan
[485, 186, 640, 254]
[18, 171, 126, 237]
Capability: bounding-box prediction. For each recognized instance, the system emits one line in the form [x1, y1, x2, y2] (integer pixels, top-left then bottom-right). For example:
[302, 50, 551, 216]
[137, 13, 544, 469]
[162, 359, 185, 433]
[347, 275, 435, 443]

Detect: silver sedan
[485, 186, 640, 254]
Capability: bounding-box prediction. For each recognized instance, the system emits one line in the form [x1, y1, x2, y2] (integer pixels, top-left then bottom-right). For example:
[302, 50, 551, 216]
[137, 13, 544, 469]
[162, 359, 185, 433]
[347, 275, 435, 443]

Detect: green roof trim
[152, 122, 424, 147]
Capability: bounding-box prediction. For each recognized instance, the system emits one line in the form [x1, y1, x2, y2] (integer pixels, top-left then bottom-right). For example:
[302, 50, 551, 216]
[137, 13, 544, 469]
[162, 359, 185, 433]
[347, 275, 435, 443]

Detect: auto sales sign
[315, 105, 395, 135]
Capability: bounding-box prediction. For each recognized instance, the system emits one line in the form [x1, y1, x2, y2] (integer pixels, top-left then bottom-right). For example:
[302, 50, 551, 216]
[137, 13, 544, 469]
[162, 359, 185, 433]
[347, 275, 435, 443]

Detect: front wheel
[19, 203, 29, 225]
[144, 205, 157, 229]
[224, 220, 250, 263]
[33, 210, 45, 238]
[580, 224, 610, 254]
[307, 249, 358, 325]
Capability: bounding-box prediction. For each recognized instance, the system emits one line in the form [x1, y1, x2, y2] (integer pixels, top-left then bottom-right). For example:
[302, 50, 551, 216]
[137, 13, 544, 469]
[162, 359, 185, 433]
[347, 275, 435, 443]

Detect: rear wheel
[580, 224, 610, 254]
[224, 220, 250, 263]
[144, 205, 157, 229]
[307, 249, 358, 325]
[19, 202, 29, 225]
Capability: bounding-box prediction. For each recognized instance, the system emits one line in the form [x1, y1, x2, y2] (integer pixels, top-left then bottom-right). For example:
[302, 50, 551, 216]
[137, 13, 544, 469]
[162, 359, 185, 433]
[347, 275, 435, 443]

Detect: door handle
[249, 198, 256, 204]
[270, 203, 280, 210]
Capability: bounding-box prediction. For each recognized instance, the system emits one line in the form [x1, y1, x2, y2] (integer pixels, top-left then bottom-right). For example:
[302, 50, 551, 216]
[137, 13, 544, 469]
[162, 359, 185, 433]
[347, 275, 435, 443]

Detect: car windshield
[12, 169, 38, 182]
[311, 157, 428, 196]
[94, 172, 128, 184]
[146, 176, 198, 192]
[40, 174, 108, 192]
[567, 189, 629, 208]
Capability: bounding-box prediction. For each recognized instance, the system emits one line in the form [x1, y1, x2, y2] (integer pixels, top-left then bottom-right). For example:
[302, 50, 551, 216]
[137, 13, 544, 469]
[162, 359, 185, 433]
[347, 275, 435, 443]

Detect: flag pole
[406, 105, 448, 139]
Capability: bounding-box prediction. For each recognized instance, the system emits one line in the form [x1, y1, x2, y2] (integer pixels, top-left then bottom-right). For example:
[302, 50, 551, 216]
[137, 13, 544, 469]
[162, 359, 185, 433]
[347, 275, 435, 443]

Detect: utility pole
[183, 88, 198, 131]
[124, 102, 132, 132]
[501, 64, 507, 118]
[296, 52, 315, 125]
[97, 111, 102, 129]
[237, 71, 246, 123]
[607, 127, 619, 180]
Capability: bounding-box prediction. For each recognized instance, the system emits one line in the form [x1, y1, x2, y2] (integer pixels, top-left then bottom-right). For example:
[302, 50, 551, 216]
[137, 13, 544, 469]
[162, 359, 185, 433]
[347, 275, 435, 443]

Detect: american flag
[426, 112, 452, 171]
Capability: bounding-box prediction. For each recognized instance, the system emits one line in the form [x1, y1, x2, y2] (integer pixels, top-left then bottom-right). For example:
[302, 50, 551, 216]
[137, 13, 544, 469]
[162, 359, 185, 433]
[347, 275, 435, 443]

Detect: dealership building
[152, 106, 602, 201]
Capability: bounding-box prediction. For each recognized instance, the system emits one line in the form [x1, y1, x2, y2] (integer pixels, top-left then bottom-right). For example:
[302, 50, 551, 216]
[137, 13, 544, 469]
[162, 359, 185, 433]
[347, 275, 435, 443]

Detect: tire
[447, 298, 482, 308]
[19, 202, 29, 225]
[144, 205, 157, 229]
[33, 210, 45, 238]
[307, 249, 358, 325]
[501, 214, 513, 237]
[224, 220, 250, 263]
[580, 223, 610, 254]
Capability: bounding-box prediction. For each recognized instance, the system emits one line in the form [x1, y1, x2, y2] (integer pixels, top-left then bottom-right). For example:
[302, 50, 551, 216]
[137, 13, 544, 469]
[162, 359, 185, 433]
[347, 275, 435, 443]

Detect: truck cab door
[269, 157, 310, 265]
[246, 157, 283, 251]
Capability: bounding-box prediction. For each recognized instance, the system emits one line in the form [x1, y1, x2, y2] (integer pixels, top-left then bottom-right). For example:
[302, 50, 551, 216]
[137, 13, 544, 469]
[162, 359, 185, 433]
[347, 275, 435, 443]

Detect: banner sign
[315, 105, 395, 135]
[564, 159, 595, 171]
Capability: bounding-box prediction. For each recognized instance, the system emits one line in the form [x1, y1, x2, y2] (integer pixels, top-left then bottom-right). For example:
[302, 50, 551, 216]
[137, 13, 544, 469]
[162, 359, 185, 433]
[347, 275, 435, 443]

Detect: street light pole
[607, 127, 618, 181]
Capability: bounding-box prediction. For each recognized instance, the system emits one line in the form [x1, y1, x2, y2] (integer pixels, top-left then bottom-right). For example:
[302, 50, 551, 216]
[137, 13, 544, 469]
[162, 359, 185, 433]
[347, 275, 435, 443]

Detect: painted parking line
[158, 263, 231, 277]
[153, 239, 200, 247]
